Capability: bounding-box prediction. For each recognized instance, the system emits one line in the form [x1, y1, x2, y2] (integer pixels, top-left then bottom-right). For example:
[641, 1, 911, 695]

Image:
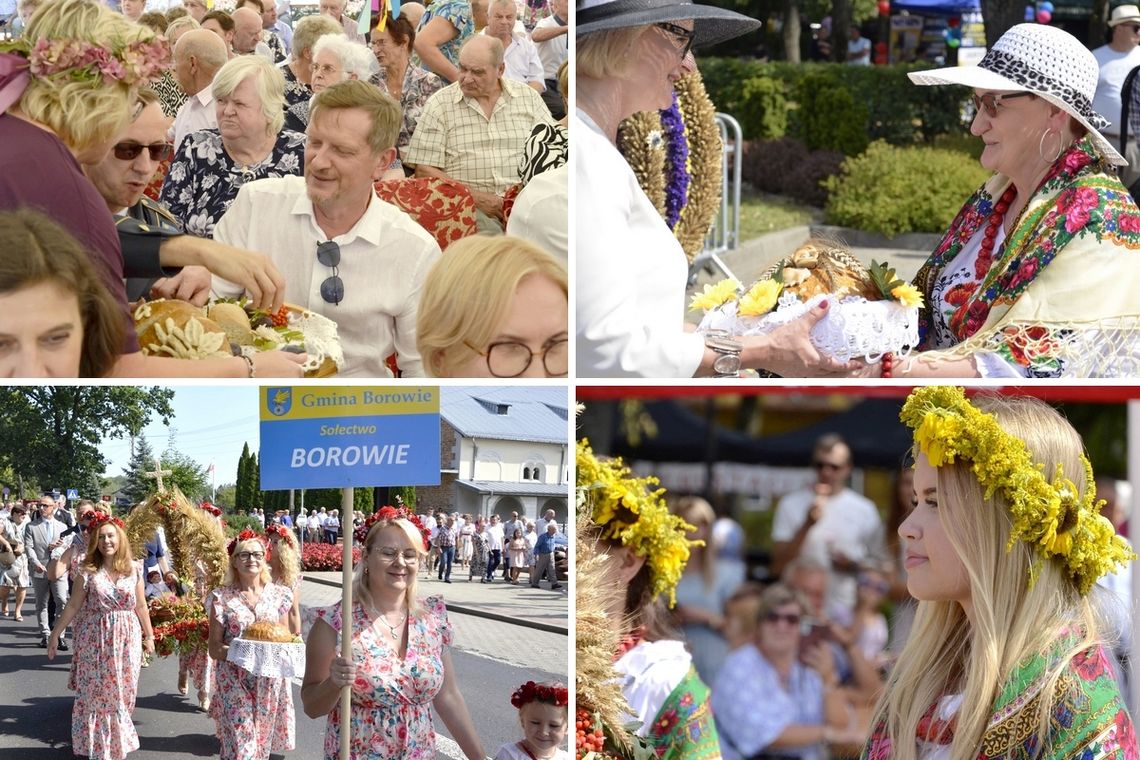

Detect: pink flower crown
[0, 36, 171, 87]
[265, 523, 296, 547]
[354, 505, 431, 550]
[510, 681, 568, 709]
[227, 528, 269, 557]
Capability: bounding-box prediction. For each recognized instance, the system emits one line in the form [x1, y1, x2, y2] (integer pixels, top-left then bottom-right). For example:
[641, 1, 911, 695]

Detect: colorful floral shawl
[646, 665, 721, 760]
[913, 137, 1140, 376]
[861, 642, 1137, 760]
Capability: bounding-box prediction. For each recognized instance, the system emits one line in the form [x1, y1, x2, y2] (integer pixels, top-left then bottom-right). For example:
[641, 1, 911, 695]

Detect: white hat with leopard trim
[908, 23, 1126, 166]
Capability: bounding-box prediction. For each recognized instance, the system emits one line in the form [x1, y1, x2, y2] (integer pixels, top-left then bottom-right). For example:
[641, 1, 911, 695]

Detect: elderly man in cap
[1094, 4, 1140, 174]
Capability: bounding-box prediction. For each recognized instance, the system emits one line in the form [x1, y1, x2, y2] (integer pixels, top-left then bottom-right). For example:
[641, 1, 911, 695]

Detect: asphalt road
[0, 588, 567, 759]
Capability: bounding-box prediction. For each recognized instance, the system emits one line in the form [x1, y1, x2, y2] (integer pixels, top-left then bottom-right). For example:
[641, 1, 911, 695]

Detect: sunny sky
[99, 386, 261, 488]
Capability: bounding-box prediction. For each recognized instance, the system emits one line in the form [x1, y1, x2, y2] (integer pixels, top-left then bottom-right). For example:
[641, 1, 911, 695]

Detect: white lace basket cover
[698, 292, 919, 362]
[227, 638, 306, 678]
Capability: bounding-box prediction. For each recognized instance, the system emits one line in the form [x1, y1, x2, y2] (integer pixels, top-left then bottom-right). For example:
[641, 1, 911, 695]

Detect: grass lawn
[738, 192, 822, 241]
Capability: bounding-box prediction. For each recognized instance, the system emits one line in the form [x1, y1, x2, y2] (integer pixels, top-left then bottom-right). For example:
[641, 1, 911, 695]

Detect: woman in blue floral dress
[301, 508, 486, 759]
[160, 55, 304, 239]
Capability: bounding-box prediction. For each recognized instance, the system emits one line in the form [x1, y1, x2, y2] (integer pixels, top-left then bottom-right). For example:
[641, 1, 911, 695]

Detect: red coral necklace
[975, 185, 1018, 279]
[916, 703, 957, 745]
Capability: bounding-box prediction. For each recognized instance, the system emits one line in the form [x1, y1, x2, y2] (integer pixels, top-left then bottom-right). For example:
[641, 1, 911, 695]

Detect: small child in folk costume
[495, 681, 569, 760]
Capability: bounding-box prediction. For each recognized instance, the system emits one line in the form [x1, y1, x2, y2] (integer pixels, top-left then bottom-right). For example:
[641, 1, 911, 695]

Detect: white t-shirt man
[771, 486, 885, 611]
[847, 35, 871, 65]
[486, 521, 505, 552]
[1093, 43, 1140, 135]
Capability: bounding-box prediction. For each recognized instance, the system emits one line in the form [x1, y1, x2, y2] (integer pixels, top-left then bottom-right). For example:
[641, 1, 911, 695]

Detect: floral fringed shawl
[862, 643, 1138, 760]
[646, 666, 721, 760]
[913, 137, 1140, 377]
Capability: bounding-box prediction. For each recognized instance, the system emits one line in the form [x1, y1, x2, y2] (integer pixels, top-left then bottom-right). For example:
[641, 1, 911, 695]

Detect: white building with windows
[417, 387, 569, 526]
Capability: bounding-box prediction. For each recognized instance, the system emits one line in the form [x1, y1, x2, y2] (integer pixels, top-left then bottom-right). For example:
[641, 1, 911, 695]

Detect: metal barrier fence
[688, 112, 743, 285]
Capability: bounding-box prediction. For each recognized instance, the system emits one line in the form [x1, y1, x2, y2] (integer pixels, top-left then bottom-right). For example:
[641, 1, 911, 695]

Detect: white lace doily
[698, 292, 919, 362]
[227, 638, 306, 678]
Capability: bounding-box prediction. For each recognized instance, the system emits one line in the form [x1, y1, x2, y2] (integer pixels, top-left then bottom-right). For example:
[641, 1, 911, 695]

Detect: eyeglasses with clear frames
[463, 338, 569, 378]
[375, 547, 419, 563]
[655, 21, 695, 59]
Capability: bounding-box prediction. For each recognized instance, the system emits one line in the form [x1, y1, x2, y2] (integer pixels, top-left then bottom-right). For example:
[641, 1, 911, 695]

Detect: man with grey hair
[405, 35, 549, 231]
[501, 509, 525, 580]
[25, 496, 69, 649]
[530, 520, 562, 590]
[212, 81, 441, 376]
[172, 28, 229, 150]
[484, 0, 543, 92]
[318, 0, 365, 44]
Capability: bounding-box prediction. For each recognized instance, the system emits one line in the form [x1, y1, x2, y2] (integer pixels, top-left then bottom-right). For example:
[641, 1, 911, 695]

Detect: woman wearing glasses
[858, 23, 1140, 378]
[207, 531, 296, 759]
[576, 0, 853, 379]
[160, 54, 305, 239]
[302, 508, 487, 760]
[417, 235, 568, 377]
[711, 583, 857, 760]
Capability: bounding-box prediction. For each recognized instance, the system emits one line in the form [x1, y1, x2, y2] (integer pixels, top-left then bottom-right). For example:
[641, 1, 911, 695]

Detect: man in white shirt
[506, 162, 567, 264]
[534, 508, 555, 536]
[501, 510, 526, 580]
[213, 81, 442, 377]
[484, 514, 505, 582]
[770, 434, 885, 613]
[319, 0, 365, 44]
[1094, 5, 1140, 184]
[171, 29, 228, 151]
[484, 0, 543, 92]
[530, 0, 566, 117]
[845, 24, 871, 65]
[233, 6, 275, 60]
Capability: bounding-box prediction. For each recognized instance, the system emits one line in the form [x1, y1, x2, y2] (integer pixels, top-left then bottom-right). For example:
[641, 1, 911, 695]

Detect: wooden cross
[144, 456, 173, 494]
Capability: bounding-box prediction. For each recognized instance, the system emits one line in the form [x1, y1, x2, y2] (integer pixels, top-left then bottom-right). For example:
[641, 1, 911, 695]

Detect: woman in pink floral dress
[207, 531, 295, 759]
[48, 514, 155, 760]
[301, 507, 486, 760]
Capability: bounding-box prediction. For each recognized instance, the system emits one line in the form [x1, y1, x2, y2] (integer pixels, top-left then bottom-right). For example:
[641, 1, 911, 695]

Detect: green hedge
[699, 58, 971, 147]
[823, 141, 991, 237]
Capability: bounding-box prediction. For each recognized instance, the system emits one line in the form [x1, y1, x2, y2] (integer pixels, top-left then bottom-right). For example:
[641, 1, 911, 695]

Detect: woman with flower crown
[207, 530, 295, 759]
[863, 387, 1138, 760]
[47, 512, 155, 760]
[301, 506, 486, 759]
[576, 438, 721, 759]
[265, 522, 302, 635]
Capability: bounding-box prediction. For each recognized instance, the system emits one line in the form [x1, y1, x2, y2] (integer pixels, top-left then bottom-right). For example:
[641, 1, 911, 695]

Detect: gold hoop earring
[1038, 128, 1064, 164]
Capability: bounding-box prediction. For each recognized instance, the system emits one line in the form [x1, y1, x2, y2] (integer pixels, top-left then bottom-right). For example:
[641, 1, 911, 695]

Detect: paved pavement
[0, 572, 569, 759]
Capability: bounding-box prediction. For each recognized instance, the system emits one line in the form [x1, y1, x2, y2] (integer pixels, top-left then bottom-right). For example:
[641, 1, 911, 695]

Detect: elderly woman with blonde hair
[160, 54, 305, 238]
[417, 235, 568, 378]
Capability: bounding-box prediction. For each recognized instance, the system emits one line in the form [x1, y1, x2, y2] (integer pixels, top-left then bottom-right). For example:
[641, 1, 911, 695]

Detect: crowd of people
[0, 0, 568, 378]
[576, 386, 1138, 759]
[0, 494, 569, 758]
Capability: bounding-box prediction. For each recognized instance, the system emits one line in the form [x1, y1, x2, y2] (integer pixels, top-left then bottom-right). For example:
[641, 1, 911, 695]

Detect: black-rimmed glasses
[655, 21, 695, 59]
[113, 141, 173, 162]
[317, 241, 343, 306]
[971, 91, 1034, 118]
[463, 338, 569, 378]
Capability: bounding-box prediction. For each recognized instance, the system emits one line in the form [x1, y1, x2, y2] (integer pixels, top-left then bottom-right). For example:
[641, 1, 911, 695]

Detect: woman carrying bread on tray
[207, 529, 296, 759]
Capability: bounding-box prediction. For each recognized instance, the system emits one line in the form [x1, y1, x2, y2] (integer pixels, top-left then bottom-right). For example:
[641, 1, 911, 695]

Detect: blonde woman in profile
[416, 235, 567, 378]
[864, 387, 1137, 760]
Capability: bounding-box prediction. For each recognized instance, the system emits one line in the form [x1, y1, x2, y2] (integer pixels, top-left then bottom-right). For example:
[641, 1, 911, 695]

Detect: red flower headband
[510, 681, 568, 709]
[353, 505, 431, 550]
[265, 523, 296, 547]
[227, 528, 268, 556]
[88, 511, 124, 531]
[199, 501, 222, 517]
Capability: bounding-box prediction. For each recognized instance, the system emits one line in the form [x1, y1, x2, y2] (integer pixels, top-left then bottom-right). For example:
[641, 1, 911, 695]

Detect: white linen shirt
[171, 87, 218, 154]
[532, 14, 568, 79]
[1093, 43, 1140, 135]
[211, 175, 442, 377]
[492, 30, 544, 89]
[575, 110, 704, 377]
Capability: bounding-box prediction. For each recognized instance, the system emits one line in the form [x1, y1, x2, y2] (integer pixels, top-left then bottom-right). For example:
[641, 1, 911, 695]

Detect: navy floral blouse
[159, 128, 306, 239]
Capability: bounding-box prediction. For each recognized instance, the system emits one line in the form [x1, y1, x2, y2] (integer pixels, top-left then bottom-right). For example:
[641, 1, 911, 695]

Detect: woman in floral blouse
[160, 55, 304, 239]
[207, 532, 295, 759]
[301, 508, 486, 759]
[859, 24, 1140, 378]
[371, 11, 444, 158]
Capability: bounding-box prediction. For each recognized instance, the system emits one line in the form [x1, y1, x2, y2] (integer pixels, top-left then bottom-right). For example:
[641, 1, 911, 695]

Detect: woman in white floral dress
[47, 514, 155, 760]
[159, 55, 304, 239]
[207, 531, 295, 759]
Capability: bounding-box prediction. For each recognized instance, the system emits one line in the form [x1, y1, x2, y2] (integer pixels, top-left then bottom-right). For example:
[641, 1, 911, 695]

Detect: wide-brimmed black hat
[577, 0, 761, 48]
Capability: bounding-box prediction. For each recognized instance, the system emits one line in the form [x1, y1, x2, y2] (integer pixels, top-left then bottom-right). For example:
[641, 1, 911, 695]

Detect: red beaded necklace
[976, 185, 1018, 279]
[614, 626, 646, 661]
[916, 702, 957, 746]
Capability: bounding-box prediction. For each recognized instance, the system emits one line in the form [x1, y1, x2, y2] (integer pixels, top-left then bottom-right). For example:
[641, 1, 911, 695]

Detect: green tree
[236, 443, 251, 511]
[0, 387, 174, 499]
[120, 435, 158, 505]
[215, 483, 237, 510]
[247, 453, 261, 508]
[161, 448, 209, 501]
[392, 486, 417, 511]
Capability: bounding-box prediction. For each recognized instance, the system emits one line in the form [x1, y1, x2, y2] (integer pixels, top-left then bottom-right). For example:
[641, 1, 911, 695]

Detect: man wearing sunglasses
[83, 88, 290, 313]
[212, 79, 443, 376]
[770, 434, 886, 613]
[1094, 4, 1140, 183]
